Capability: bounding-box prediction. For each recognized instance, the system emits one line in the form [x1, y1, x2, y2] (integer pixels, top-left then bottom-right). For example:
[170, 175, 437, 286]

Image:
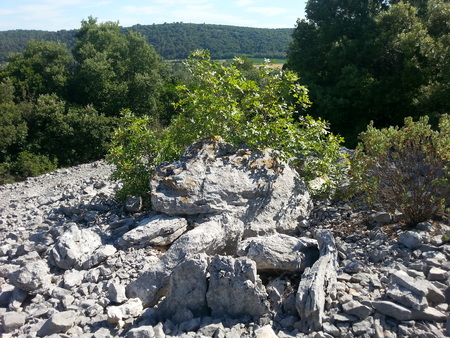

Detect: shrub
[350, 114, 449, 225]
[12, 151, 58, 179]
[107, 50, 347, 205]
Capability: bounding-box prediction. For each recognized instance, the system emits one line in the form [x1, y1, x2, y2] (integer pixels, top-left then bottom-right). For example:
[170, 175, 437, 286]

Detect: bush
[350, 115, 449, 225]
[12, 151, 58, 179]
[107, 50, 347, 205]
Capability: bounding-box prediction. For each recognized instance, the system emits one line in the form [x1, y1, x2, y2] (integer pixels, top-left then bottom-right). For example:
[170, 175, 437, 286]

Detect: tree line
[0, 23, 292, 63]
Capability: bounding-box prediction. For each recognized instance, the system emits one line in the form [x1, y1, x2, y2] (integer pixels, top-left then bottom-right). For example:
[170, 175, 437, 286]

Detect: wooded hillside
[0, 23, 293, 62]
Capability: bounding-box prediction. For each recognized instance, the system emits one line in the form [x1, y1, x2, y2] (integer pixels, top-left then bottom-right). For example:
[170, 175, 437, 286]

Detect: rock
[427, 267, 448, 281]
[1, 312, 26, 333]
[117, 214, 188, 248]
[411, 307, 448, 322]
[126, 325, 155, 338]
[151, 137, 312, 236]
[8, 260, 52, 293]
[372, 212, 391, 224]
[237, 234, 318, 272]
[83, 244, 117, 269]
[342, 300, 372, 319]
[127, 213, 243, 307]
[206, 255, 269, 318]
[352, 317, 374, 336]
[108, 282, 128, 304]
[390, 270, 427, 296]
[125, 195, 142, 213]
[254, 324, 278, 338]
[158, 253, 209, 323]
[50, 224, 102, 270]
[296, 230, 337, 333]
[106, 298, 143, 325]
[398, 231, 424, 250]
[386, 283, 427, 311]
[372, 301, 413, 321]
[63, 269, 85, 289]
[37, 310, 78, 336]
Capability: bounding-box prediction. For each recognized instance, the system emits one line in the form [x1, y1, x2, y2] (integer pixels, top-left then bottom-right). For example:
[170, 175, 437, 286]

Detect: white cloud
[235, 0, 255, 7]
[246, 6, 288, 17]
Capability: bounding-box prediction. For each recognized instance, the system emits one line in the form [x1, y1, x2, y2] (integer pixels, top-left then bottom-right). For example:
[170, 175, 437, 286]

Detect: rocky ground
[0, 140, 449, 337]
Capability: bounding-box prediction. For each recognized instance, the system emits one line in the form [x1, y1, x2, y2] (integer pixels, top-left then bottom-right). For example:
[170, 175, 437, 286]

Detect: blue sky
[0, 0, 307, 31]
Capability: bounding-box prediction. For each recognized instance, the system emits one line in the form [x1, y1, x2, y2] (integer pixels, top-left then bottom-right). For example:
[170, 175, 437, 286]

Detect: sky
[0, 0, 307, 31]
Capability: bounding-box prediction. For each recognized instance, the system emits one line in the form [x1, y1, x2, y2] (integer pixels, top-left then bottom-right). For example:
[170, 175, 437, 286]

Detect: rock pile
[0, 138, 449, 337]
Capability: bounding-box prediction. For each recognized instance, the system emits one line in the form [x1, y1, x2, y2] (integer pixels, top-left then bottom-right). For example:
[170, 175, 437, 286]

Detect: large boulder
[206, 255, 270, 318]
[157, 253, 210, 323]
[151, 137, 312, 236]
[237, 234, 319, 272]
[50, 224, 102, 270]
[116, 214, 188, 248]
[8, 260, 52, 294]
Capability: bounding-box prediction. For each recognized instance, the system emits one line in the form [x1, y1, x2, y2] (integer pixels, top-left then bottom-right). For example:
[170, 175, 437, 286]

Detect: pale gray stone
[427, 267, 448, 281]
[342, 300, 372, 319]
[390, 270, 428, 296]
[352, 318, 374, 336]
[411, 307, 448, 322]
[50, 224, 102, 270]
[126, 325, 155, 338]
[106, 298, 143, 324]
[108, 282, 127, 304]
[63, 269, 85, 289]
[254, 324, 278, 338]
[158, 253, 209, 323]
[398, 231, 423, 250]
[82, 244, 117, 269]
[1, 312, 26, 333]
[151, 138, 312, 236]
[8, 260, 52, 293]
[386, 283, 428, 311]
[237, 234, 318, 272]
[372, 300, 413, 321]
[37, 310, 78, 336]
[117, 215, 188, 248]
[127, 213, 244, 307]
[206, 255, 269, 318]
[296, 230, 337, 333]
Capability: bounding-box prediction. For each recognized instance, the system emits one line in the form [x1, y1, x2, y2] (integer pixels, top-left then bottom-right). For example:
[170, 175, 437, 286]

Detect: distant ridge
[0, 22, 293, 62]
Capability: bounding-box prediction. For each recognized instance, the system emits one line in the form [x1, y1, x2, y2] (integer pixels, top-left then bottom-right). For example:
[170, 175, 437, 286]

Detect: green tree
[22, 94, 113, 167]
[0, 79, 27, 161]
[287, 0, 450, 146]
[0, 40, 71, 101]
[108, 50, 346, 203]
[71, 17, 166, 116]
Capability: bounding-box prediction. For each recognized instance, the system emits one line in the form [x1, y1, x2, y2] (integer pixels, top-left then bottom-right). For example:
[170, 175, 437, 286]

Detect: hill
[0, 23, 293, 62]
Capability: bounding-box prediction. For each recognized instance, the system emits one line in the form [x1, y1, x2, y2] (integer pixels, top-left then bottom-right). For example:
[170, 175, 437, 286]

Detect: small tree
[108, 50, 346, 204]
[350, 114, 449, 225]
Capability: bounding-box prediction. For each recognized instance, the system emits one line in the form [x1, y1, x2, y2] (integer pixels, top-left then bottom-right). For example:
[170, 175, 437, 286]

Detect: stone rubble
[0, 138, 448, 337]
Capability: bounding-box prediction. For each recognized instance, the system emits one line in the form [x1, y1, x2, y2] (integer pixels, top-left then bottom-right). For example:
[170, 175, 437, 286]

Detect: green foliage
[71, 17, 166, 116]
[350, 114, 450, 225]
[108, 50, 346, 202]
[0, 79, 27, 160]
[0, 40, 71, 101]
[11, 151, 58, 179]
[23, 94, 114, 167]
[287, 0, 450, 147]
